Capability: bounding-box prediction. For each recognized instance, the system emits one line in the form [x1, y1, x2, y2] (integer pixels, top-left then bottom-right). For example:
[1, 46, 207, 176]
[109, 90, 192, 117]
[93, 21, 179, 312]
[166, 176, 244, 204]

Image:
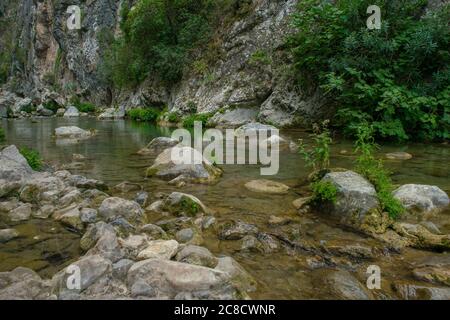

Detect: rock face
[0, 0, 327, 128]
[393, 184, 449, 217]
[147, 146, 222, 185]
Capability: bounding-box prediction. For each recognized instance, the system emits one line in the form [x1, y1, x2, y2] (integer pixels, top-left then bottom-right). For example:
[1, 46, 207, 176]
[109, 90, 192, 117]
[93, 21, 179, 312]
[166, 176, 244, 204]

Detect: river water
[1, 117, 449, 299]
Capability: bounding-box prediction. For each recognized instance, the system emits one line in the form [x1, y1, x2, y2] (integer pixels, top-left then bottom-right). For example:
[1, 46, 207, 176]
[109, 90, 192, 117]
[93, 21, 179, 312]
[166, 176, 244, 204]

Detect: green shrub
[298, 120, 332, 173]
[311, 180, 338, 205]
[167, 112, 180, 123]
[20, 147, 43, 171]
[127, 108, 160, 122]
[43, 100, 60, 113]
[289, 0, 450, 141]
[182, 113, 212, 128]
[354, 124, 404, 219]
[249, 50, 272, 66]
[75, 102, 96, 113]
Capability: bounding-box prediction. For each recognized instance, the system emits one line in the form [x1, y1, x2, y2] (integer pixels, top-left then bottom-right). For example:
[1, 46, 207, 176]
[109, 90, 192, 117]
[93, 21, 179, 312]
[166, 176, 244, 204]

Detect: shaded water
[1, 117, 449, 299]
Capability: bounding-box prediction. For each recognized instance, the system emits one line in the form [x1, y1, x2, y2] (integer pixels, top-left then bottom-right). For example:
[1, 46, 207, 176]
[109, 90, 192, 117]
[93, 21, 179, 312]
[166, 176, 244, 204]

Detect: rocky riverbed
[1, 117, 450, 300]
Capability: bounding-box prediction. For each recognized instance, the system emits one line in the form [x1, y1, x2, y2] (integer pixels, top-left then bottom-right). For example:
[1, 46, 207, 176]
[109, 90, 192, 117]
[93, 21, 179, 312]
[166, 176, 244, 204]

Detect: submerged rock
[245, 179, 289, 195]
[393, 184, 449, 217]
[219, 220, 259, 240]
[55, 126, 93, 139]
[385, 152, 413, 160]
[146, 146, 222, 185]
[393, 223, 450, 251]
[317, 270, 372, 300]
[137, 137, 179, 155]
[162, 192, 211, 217]
[0, 229, 19, 243]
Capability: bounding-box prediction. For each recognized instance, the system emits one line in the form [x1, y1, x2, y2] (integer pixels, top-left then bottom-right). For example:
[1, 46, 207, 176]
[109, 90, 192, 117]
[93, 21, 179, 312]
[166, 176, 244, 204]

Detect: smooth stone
[244, 179, 289, 195]
[0, 229, 19, 243]
[137, 240, 179, 260]
[386, 152, 413, 160]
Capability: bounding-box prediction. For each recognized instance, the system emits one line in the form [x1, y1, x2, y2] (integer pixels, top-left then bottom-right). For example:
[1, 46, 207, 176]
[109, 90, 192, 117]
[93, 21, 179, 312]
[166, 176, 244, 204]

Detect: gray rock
[137, 240, 179, 261]
[98, 106, 125, 120]
[139, 224, 167, 240]
[146, 146, 222, 185]
[162, 192, 211, 217]
[134, 191, 149, 207]
[215, 257, 257, 293]
[112, 259, 134, 280]
[127, 258, 243, 299]
[63, 106, 80, 117]
[319, 270, 372, 300]
[208, 108, 258, 129]
[8, 203, 33, 222]
[0, 229, 19, 243]
[219, 220, 259, 240]
[56, 206, 84, 231]
[130, 280, 156, 298]
[98, 197, 144, 224]
[80, 208, 98, 224]
[234, 122, 278, 136]
[81, 222, 124, 262]
[119, 234, 150, 260]
[175, 245, 218, 268]
[393, 184, 449, 217]
[322, 171, 379, 219]
[0, 145, 33, 183]
[0, 267, 52, 300]
[54, 126, 92, 139]
[394, 282, 450, 300]
[176, 228, 195, 243]
[146, 137, 179, 152]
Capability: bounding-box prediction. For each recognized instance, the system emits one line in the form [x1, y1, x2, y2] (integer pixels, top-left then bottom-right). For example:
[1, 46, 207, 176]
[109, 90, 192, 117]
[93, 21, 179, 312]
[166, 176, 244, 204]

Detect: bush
[20, 147, 43, 171]
[167, 112, 180, 123]
[127, 108, 160, 122]
[298, 120, 332, 173]
[75, 102, 96, 113]
[249, 50, 272, 66]
[289, 0, 450, 141]
[353, 124, 404, 219]
[182, 113, 212, 128]
[311, 180, 338, 205]
[43, 100, 60, 113]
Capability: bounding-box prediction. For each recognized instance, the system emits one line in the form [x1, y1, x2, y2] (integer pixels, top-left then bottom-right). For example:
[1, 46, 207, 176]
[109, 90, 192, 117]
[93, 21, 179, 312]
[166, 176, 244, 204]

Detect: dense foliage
[354, 124, 404, 219]
[310, 180, 338, 205]
[20, 147, 43, 171]
[298, 121, 332, 173]
[127, 108, 160, 122]
[182, 113, 212, 128]
[290, 0, 450, 141]
[100, 0, 253, 88]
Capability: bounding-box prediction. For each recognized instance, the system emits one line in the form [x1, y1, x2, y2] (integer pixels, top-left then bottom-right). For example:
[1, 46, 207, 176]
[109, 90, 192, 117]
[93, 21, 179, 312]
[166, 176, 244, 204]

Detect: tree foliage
[289, 0, 450, 141]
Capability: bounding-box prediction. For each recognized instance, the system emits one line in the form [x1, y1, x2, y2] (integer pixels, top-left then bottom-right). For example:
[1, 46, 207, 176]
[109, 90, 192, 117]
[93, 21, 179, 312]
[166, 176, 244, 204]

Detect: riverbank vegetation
[19, 146, 42, 171]
[0, 125, 5, 143]
[99, 0, 253, 88]
[290, 0, 450, 142]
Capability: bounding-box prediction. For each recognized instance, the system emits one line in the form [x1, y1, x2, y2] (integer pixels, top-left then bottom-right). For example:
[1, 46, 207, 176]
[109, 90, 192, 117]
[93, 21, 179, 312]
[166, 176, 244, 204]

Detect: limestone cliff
[0, 0, 328, 128]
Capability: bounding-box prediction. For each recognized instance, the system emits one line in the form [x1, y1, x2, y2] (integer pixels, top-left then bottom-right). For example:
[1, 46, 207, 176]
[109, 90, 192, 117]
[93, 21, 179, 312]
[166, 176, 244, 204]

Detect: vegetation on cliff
[290, 0, 450, 142]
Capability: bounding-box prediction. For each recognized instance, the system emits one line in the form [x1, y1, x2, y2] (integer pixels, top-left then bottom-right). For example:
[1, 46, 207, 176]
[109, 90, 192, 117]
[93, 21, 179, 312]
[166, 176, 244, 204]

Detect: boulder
[127, 258, 243, 299]
[54, 126, 93, 140]
[146, 146, 222, 185]
[56, 206, 84, 231]
[317, 270, 372, 300]
[8, 203, 32, 222]
[98, 106, 125, 120]
[63, 106, 80, 117]
[245, 179, 289, 195]
[394, 282, 450, 300]
[0, 267, 52, 300]
[137, 240, 179, 260]
[98, 197, 144, 224]
[162, 192, 211, 217]
[215, 257, 257, 293]
[321, 171, 383, 232]
[175, 245, 218, 268]
[208, 108, 258, 129]
[0, 145, 33, 182]
[393, 184, 449, 217]
[138, 137, 179, 155]
[138, 224, 167, 240]
[219, 220, 259, 240]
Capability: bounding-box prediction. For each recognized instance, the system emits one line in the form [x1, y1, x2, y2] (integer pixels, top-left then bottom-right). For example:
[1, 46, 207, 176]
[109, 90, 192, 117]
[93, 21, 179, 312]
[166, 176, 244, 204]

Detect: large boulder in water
[55, 126, 92, 139]
[63, 106, 80, 117]
[393, 184, 449, 218]
[137, 137, 179, 155]
[98, 106, 125, 120]
[321, 171, 387, 233]
[146, 146, 222, 185]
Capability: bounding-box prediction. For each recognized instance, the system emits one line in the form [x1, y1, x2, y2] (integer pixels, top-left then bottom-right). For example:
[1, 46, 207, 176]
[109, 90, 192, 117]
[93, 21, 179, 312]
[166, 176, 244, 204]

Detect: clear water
[1, 117, 449, 299]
